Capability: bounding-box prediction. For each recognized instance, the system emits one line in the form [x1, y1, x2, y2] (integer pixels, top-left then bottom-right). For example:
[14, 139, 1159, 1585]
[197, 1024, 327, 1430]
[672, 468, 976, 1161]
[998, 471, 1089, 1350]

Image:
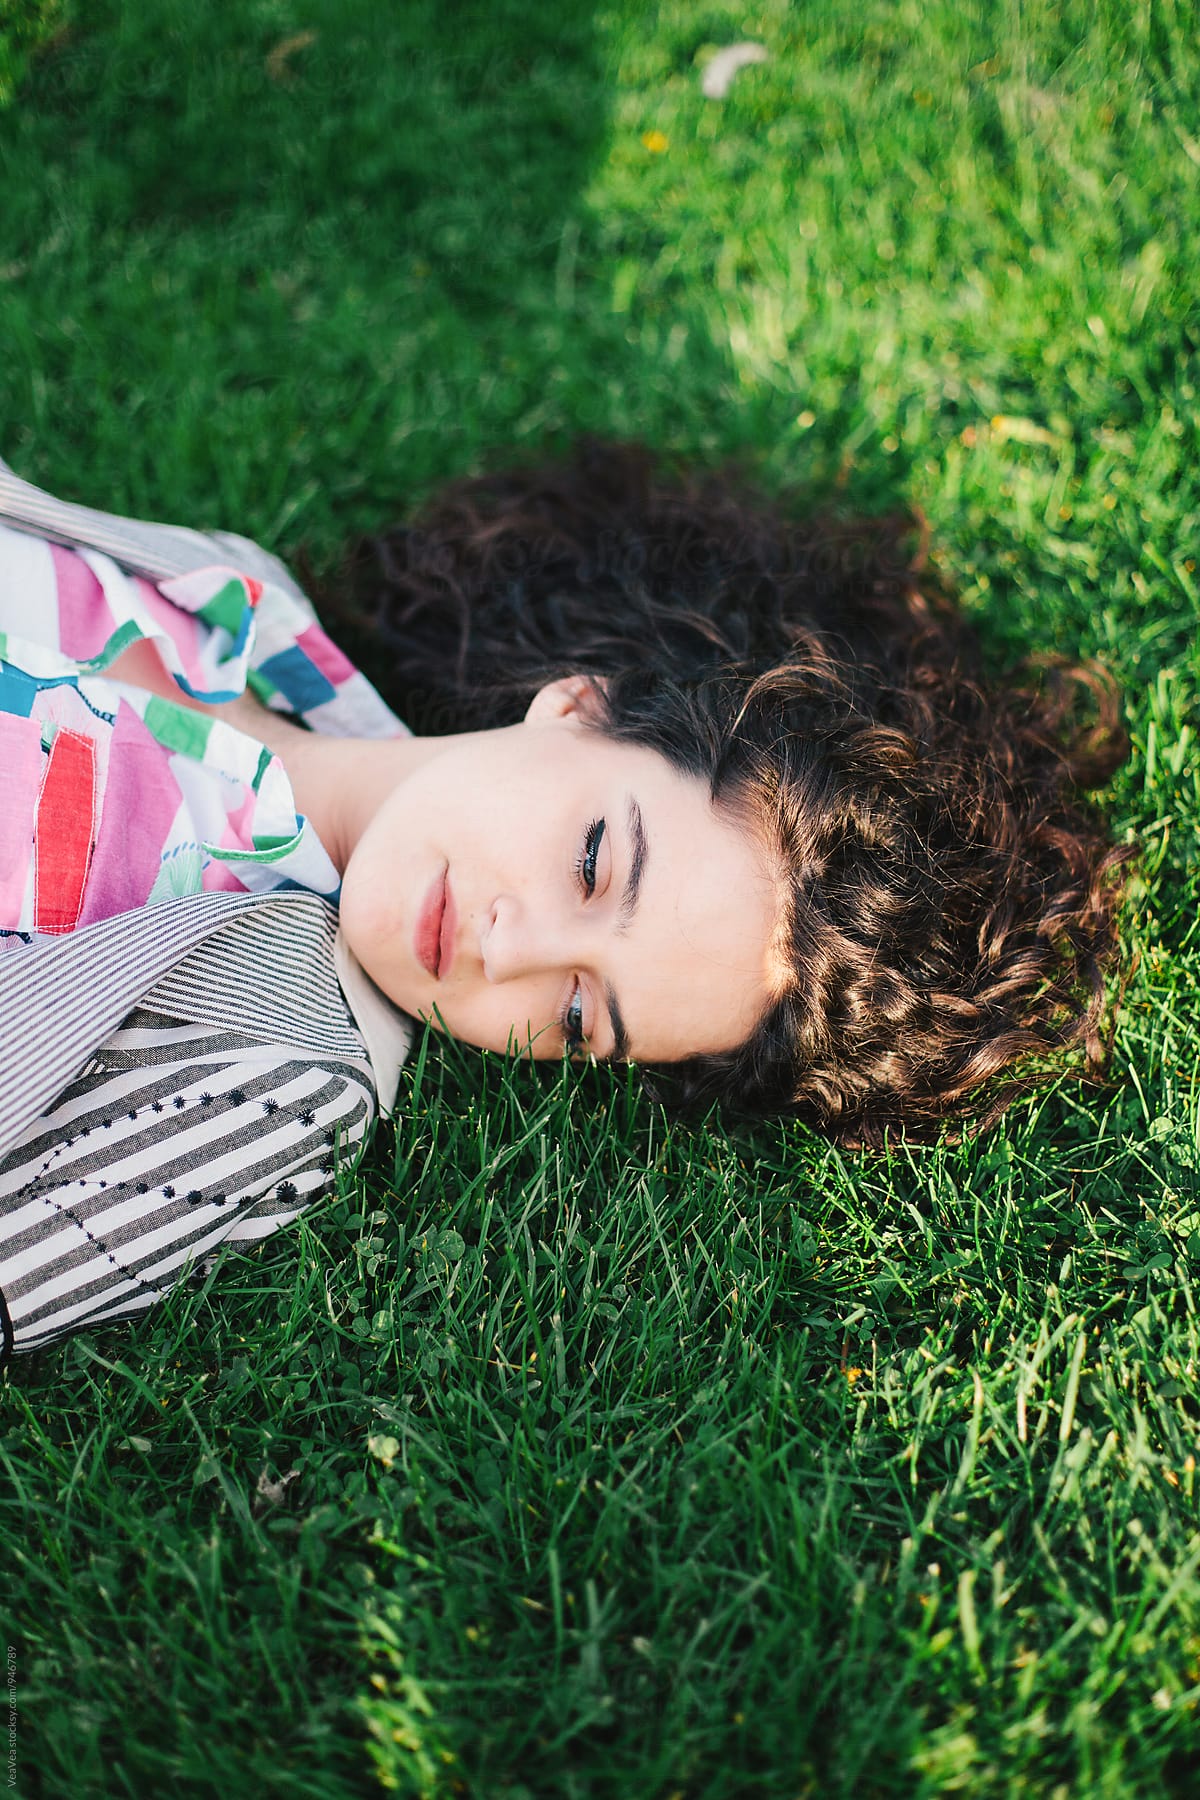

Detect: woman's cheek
[439, 987, 546, 1057]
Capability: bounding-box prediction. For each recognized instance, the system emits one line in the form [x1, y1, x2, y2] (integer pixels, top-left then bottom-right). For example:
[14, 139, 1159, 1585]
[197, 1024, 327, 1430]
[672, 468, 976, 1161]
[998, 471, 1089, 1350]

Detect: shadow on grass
[1, 0, 919, 528]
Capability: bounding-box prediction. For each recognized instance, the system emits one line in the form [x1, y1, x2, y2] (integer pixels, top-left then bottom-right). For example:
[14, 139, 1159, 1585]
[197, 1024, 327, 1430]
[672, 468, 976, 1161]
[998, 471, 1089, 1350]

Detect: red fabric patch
[244, 576, 263, 605]
[34, 729, 98, 934]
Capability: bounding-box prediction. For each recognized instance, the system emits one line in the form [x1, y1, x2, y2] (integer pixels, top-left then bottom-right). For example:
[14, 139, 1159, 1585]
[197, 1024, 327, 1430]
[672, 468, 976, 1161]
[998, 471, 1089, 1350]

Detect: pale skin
[108, 644, 784, 1064]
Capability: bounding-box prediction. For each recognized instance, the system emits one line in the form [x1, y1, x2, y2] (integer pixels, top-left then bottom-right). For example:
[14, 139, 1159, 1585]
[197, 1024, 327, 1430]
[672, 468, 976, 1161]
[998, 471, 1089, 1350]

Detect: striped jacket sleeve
[0, 1009, 374, 1365]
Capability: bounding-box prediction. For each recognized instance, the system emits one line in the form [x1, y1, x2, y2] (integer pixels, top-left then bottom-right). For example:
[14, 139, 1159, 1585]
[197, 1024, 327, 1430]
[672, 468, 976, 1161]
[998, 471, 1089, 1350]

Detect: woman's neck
[269, 728, 440, 874]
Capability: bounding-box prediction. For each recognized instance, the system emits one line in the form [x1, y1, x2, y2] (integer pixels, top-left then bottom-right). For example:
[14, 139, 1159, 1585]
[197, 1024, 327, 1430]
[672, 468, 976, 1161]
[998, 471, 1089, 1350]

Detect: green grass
[2, 0, 1199, 1794]
[0, 0, 67, 109]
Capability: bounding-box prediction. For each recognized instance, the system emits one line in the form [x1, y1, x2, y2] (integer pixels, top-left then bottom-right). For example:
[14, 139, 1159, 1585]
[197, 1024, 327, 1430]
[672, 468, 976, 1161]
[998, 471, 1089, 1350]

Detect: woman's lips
[438, 876, 457, 979]
[414, 868, 446, 977]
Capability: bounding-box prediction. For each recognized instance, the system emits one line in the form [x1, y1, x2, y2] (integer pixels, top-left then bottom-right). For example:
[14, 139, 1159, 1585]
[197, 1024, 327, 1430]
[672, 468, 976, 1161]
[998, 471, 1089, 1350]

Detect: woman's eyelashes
[575, 817, 606, 897]
[563, 981, 585, 1055]
[562, 817, 606, 1052]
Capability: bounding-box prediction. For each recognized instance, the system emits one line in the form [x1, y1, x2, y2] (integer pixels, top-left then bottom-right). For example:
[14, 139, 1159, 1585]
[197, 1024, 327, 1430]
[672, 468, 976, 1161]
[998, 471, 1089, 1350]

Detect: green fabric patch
[249, 831, 300, 855]
[197, 578, 249, 635]
[147, 845, 205, 903]
[143, 696, 213, 760]
[81, 618, 142, 669]
[206, 830, 301, 864]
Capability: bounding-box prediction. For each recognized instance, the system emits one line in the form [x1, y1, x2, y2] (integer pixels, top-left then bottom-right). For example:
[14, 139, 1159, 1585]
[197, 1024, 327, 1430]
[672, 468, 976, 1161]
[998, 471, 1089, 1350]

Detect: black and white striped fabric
[0, 1009, 373, 1356]
[0, 891, 295, 1160]
[0, 896, 396, 1367]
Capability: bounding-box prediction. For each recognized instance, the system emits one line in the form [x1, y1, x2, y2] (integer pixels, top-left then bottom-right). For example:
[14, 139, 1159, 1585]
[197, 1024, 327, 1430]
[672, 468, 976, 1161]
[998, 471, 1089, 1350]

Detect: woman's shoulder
[0, 1001, 380, 1366]
[0, 890, 409, 1165]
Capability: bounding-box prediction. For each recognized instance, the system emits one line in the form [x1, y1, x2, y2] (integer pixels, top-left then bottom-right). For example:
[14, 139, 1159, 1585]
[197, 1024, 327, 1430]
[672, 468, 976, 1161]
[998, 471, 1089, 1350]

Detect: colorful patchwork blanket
[0, 523, 405, 936]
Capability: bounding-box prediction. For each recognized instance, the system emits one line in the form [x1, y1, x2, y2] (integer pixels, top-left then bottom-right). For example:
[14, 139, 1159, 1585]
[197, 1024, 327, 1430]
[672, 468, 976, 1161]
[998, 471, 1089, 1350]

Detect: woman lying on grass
[0, 441, 1128, 1366]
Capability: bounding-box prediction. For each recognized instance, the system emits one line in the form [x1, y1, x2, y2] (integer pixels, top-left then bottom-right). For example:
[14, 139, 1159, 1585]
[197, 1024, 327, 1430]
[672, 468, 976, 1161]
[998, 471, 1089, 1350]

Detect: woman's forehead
[597, 768, 784, 1061]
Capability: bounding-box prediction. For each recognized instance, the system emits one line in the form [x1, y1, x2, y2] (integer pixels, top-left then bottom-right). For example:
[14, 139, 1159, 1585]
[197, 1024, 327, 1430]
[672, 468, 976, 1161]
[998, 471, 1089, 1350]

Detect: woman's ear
[524, 674, 610, 726]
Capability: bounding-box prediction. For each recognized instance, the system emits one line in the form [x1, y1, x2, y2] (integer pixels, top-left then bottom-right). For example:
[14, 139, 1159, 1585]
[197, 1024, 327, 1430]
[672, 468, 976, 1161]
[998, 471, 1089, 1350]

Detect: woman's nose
[480, 895, 577, 984]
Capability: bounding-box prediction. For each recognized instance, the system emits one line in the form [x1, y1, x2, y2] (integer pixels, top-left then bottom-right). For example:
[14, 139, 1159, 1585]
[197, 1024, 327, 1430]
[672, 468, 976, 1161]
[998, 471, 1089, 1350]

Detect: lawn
[1, 0, 1198, 1795]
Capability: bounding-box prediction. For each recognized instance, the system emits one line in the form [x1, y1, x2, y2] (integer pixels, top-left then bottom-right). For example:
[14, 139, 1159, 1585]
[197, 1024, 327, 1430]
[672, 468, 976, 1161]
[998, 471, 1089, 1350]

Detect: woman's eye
[562, 818, 604, 1051]
[564, 983, 584, 1053]
[577, 817, 606, 898]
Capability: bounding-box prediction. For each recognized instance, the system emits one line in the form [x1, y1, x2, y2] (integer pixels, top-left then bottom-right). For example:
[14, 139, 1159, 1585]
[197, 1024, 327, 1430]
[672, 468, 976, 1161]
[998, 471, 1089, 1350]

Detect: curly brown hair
[325, 438, 1130, 1145]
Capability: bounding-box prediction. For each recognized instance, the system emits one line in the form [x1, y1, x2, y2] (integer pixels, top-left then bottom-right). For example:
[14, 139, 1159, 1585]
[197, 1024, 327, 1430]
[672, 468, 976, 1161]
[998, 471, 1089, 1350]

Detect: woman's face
[337, 680, 783, 1063]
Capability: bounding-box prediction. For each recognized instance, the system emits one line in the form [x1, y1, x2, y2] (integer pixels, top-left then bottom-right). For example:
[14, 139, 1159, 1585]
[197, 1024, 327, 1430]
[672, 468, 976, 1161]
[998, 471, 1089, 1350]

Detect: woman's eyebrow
[617, 795, 648, 932]
[603, 979, 630, 1061]
[602, 795, 645, 1061]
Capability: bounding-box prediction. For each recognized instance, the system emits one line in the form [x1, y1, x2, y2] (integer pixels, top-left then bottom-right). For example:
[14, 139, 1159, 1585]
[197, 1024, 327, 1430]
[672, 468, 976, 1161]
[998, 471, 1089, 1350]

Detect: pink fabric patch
[129, 576, 210, 693]
[213, 786, 258, 853]
[196, 786, 259, 892]
[75, 701, 184, 928]
[50, 545, 117, 659]
[201, 859, 250, 893]
[0, 713, 44, 926]
[295, 623, 356, 687]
